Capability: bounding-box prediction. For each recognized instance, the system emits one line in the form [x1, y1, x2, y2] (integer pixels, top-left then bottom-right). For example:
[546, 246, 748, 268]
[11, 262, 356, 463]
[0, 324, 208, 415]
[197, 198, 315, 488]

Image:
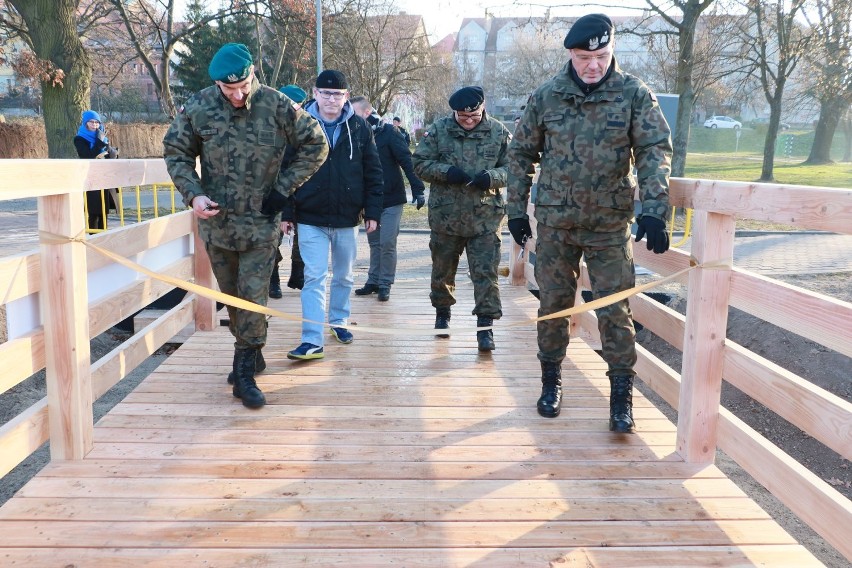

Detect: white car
[704, 116, 742, 129]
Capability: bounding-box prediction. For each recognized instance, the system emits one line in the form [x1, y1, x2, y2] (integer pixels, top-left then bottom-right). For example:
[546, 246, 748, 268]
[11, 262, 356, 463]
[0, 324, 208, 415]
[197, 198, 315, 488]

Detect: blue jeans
[297, 224, 359, 346]
[365, 204, 404, 287]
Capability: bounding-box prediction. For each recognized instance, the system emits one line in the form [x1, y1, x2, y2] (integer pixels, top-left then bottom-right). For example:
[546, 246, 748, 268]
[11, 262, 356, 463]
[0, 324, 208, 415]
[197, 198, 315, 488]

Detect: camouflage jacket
[413, 113, 511, 237]
[506, 59, 672, 233]
[163, 78, 328, 250]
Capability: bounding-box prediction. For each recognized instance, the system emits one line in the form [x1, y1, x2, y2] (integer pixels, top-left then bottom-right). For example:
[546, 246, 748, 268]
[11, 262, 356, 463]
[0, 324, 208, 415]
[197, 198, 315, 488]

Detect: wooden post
[38, 192, 93, 460]
[676, 210, 735, 463]
[192, 216, 217, 331]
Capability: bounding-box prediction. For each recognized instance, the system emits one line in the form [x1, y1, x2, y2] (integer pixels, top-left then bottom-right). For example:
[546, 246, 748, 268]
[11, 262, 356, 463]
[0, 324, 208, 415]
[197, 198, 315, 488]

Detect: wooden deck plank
[94, 413, 678, 432]
[90, 427, 677, 446]
[0, 546, 823, 568]
[1, 496, 769, 522]
[0, 519, 798, 547]
[0, 275, 822, 565]
[14, 477, 750, 500]
[36, 459, 723, 480]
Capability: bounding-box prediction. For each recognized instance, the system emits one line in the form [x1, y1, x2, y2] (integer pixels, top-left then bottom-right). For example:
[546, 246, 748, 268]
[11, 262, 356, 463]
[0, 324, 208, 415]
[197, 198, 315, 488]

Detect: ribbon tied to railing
[39, 230, 731, 335]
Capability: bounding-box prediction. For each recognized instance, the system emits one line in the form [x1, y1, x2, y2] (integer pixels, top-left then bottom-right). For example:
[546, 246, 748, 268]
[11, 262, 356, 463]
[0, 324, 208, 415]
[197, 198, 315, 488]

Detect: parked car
[704, 116, 742, 129]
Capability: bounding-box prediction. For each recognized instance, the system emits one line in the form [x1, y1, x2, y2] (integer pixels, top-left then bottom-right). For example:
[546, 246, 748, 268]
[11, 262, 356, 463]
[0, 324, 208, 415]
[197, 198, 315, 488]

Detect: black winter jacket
[283, 101, 384, 227]
[374, 123, 425, 209]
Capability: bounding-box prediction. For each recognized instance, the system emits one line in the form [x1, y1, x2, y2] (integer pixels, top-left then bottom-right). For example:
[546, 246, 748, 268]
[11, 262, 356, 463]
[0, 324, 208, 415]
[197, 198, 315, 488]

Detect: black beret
[393, 116, 402, 122]
[208, 43, 254, 83]
[564, 14, 614, 51]
[449, 86, 484, 112]
[316, 69, 349, 90]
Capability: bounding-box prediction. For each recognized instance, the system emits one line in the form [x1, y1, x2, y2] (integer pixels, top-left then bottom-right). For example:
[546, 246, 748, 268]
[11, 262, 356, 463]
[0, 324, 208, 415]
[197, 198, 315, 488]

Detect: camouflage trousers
[205, 241, 277, 349]
[534, 224, 637, 376]
[429, 230, 502, 318]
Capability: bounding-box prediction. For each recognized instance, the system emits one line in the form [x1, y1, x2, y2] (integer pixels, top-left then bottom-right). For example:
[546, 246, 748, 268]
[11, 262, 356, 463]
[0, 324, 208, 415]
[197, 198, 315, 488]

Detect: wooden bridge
[0, 159, 850, 566]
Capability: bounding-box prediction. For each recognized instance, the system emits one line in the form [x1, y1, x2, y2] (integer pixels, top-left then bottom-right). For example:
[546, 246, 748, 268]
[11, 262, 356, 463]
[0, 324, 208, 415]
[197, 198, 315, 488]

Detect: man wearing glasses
[164, 43, 328, 409]
[281, 70, 384, 361]
[506, 14, 672, 429]
[412, 86, 512, 352]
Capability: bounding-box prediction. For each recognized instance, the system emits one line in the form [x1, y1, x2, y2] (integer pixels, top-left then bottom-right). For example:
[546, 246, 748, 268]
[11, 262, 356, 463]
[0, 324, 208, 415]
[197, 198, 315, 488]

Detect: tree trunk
[760, 98, 786, 182]
[11, 0, 91, 158]
[805, 97, 846, 164]
[843, 114, 852, 162]
[670, 6, 702, 178]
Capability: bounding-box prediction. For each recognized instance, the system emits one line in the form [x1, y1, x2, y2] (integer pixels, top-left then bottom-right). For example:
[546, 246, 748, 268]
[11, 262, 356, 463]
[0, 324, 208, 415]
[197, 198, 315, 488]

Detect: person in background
[164, 43, 328, 409]
[412, 86, 512, 352]
[74, 110, 118, 230]
[282, 70, 383, 361]
[268, 83, 309, 299]
[393, 116, 411, 146]
[506, 14, 672, 429]
[350, 97, 426, 302]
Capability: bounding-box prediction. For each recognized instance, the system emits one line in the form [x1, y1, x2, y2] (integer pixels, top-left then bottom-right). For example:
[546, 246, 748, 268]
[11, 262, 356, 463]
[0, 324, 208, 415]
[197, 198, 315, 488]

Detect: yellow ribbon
[39, 230, 730, 335]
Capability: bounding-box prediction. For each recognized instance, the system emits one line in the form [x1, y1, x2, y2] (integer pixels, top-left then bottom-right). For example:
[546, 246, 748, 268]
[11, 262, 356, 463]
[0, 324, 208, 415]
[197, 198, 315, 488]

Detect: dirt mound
[0, 120, 168, 159]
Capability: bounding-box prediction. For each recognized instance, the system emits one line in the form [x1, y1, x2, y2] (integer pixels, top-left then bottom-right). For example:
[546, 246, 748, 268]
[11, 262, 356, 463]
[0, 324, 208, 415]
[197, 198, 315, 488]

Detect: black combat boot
[269, 262, 283, 299]
[435, 307, 451, 338]
[609, 375, 635, 433]
[232, 348, 266, 409]
[227, 349, 266, 385]
[537, 361, 562, 418]
[476, 315, 495, 351]
[287, 259, 305, 290]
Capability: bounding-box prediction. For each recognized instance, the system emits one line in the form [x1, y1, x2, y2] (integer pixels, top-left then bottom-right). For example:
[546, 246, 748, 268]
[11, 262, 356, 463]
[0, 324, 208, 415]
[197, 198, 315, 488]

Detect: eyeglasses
[455, 111, 483, 120]
[317, 90, 348, 100]
[87, 120, 101, 125]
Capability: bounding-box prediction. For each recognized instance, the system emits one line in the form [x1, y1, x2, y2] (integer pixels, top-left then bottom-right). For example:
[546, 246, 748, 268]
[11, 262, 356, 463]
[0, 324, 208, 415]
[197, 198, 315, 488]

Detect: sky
[173, 1, 655, 44]
[388, 0, 653, 42]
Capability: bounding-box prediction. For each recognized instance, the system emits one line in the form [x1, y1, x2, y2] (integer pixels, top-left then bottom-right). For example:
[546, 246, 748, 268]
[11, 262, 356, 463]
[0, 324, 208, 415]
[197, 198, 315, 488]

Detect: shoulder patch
[649, 92, 658, 102]
[178, 105, 185, 114]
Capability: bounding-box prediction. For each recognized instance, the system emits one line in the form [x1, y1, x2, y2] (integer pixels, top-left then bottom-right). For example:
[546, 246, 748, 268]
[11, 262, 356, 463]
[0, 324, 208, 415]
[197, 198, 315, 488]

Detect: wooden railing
[508, 178, 852, 560]
[0, 159, 216, 474]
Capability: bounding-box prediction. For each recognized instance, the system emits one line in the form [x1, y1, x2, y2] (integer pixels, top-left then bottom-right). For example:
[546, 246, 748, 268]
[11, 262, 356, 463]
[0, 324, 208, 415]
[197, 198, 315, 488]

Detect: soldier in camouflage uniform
[163, 43, 328, 409]
[506, 14, 672, 430]
[413, 86, 512, 352]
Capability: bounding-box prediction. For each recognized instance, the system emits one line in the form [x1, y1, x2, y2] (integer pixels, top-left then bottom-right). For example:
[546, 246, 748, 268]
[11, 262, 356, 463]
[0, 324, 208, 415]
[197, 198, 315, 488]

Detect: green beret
[279, 84, 307, 104]
[564, 14, 614, 51]
[209, 43, 254, 83]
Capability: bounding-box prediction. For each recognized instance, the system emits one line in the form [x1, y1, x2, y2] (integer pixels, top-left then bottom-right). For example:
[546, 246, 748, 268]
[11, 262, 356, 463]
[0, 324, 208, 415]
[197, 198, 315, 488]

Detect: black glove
[635, 216, 670, 254]
[260, 189, 288, 216]
[507, 218, 533, 246]
[470, 170, 491, 190]
[445, 166, 472, 185]
[412, 194, 425, 210]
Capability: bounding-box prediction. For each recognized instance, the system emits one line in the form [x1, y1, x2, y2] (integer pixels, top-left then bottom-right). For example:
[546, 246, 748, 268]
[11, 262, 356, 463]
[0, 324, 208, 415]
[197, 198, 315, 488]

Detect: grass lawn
[684, 153, 852, 188]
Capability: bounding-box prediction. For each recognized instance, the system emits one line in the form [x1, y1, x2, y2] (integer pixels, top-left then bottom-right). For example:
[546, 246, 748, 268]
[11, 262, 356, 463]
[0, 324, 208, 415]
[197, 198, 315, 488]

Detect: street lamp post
[316, 0, 323, 74]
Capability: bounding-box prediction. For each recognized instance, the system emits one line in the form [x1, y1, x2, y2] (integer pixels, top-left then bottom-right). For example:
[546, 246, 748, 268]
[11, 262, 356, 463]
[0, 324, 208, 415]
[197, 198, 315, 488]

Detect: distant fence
[0, 122, 169, 159]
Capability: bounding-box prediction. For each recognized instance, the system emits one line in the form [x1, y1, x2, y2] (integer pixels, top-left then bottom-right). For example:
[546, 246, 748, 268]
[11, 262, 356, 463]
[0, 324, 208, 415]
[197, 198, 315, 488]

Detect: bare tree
[634, 0, 720, 177]
[321, 0, 434, 115]
[106, 0, 246, 117]
[265, 0, 316, 88]
[492, 22, 566, 103]
[736, 0, 810, 181]
[0, 0, 90, 158]
[421, 46, 458, 127]
[802, 0, 852, 164]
